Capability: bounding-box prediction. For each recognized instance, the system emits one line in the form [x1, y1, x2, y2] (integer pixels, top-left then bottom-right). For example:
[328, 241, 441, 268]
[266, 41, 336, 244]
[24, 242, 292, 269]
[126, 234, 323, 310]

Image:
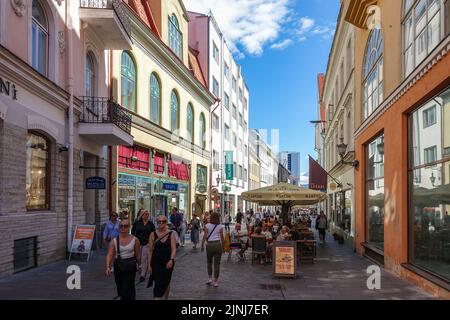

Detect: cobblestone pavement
[0, 230, 436, 300]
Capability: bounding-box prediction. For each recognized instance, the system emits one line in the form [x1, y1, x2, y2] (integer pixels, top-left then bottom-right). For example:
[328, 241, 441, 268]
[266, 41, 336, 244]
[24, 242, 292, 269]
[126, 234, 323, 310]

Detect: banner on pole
[308, 155, 328, 193]
[225, 151, 234, 180]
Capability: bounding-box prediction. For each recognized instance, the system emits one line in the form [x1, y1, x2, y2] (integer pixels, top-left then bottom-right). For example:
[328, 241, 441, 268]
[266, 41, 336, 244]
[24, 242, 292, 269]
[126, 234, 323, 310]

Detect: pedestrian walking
[190, 214, 201, 249]
[105, 219, 141, 300]
[148, 215, 177, 300]
[223, 211, 231, 233]
[201, 212, 225, 287]
[179, 213, 188, 247]
[235, 209, 243, 224]
[103, 212, 120, 248]
[169, 207, 182, 236]
[131, 210, 155, 283]
[316, 211, 328, 244]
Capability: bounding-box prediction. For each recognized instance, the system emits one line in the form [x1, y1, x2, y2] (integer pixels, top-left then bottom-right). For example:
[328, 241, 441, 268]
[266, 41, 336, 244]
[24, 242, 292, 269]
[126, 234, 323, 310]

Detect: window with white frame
[213, 42, 219, 64]
[362, 29, 384, 119]
[403, 0, 443, 77]
[232, 77, 237, 91]
[169, 14, 182, 59]
[224, 63, 230, 78]
[423, 105, 437, 128]
[225, 125, 230, 140]
[224, 93, 230, 110]
[212, 77, 219, 97]
[31, 0, 49, 76]
[212, 113, 219, 131]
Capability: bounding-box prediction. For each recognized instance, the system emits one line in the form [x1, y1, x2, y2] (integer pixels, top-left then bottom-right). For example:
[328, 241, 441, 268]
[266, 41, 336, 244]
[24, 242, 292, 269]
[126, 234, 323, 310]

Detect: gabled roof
[123, 0, 160, 38]
[188, 47, 208, 88]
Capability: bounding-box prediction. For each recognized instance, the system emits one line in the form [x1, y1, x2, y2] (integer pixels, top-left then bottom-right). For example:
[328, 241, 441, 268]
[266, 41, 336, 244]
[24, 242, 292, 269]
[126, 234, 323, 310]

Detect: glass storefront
[344, 190, 352, 233]
[409, 86, 450, 280]
[366, 134, 385, 251]
[118, 174, 189, 222]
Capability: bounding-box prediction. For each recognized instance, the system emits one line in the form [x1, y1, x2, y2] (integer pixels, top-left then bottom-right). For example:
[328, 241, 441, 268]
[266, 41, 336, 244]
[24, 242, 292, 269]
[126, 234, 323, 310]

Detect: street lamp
[337, 136, 359, 168]
[377, 136, 385, 156]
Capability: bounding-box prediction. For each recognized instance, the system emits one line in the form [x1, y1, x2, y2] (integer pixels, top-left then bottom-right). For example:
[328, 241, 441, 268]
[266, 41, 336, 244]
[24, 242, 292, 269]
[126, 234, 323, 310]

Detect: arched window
[168, 14, 182, 58]
[170, 90, 179, 131]
[85, 51, 96, 97]
[362, 29, 383, 119]
[199, 113, 206, 149]
[403, 0, 443, 76]
[121, 52, 137, 112]
[150, 73, 161, 125]
[186, 103, 194, 143]
[31, 0, 48, 76]
[26, 131, 50, 211]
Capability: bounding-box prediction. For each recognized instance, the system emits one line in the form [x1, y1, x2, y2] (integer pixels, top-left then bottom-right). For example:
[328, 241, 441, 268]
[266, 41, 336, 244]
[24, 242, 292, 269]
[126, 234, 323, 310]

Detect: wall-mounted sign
[86, 177, 106, 190]
[273, 241, 297, 278]
[0, 77, 18, 100]
[163, 183, 178, 191]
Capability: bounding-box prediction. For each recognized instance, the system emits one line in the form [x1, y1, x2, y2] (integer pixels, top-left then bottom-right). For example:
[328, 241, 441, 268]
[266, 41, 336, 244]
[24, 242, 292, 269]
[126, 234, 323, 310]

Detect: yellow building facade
[111, 0, 215, 222]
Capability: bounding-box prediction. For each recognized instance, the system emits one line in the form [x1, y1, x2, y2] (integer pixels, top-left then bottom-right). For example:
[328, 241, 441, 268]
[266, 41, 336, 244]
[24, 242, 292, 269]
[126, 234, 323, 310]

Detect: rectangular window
[197, 165, 208, 189]
[26, 132, 50, 211]
[213, 42, 219, 64]
[232, 105, 237, 119]
[212, 113, 219, 131]
[244, 121, 248, 132]
[233, 133, 237, 147]
[239, 113, 243, 127]
[232, 77, 237, 91]
[244, 168, 248, 181]
[366, 134, 385, 251]
[424, 146, 437, 163]
[245, 144, 248, 157]
[244, 98, 248, 110]
[225, 125, 230, 141]
[153, 152, 165, 174]
[233, 161, 237, 178]
[213, 150, 219, 171]
[408, 86, 450, 281]
[239, 139, 242, 152]
[212, 77, 219, 97]
[224, 63, 230, 78]
[239, 165, 243, 180]
[239, 88, 243, 102]
[423, 105, 436, 128]
[14, 237, 37, 273]
[224, 93, 230, 110]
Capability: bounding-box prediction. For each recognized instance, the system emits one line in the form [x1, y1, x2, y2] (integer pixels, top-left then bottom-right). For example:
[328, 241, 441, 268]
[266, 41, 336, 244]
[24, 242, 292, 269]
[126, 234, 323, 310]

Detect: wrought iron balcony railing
[80, 0, 131, 40]
[80, 97, 132, 135]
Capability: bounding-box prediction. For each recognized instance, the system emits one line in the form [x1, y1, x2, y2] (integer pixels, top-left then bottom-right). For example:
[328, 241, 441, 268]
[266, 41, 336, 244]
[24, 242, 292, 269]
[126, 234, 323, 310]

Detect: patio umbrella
[241, 183, 327, 224]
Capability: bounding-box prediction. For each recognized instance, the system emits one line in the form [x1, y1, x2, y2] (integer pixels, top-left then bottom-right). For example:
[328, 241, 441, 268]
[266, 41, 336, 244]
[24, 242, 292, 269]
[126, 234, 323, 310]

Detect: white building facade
[188, 11, 249, 218]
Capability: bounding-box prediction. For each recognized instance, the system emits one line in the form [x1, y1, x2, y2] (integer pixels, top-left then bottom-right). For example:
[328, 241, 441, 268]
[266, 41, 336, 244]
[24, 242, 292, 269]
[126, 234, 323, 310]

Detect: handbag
[114, 237, 137, 273]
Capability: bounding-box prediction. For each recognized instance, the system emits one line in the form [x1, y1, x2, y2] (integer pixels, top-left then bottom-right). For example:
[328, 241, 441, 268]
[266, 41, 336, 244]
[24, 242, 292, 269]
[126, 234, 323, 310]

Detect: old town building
[344, 0, 450, 297]
[111, 0, 215, 222]
[0, 0, 133, 274]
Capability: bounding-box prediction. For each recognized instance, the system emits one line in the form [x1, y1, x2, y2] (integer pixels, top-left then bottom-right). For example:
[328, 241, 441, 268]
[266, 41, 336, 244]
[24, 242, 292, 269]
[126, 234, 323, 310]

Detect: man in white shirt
[230, 223, 249, 259]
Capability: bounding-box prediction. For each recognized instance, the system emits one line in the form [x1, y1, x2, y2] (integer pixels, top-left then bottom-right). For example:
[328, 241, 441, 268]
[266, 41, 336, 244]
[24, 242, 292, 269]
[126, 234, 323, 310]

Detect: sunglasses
[120, 224, 130, 228]
[157, 220, 167, 224]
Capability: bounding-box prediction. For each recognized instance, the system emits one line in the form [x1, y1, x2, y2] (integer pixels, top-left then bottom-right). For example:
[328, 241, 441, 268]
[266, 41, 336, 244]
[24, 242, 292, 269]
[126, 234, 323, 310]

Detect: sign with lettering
[69, 225, 96, 262]
[0, 77, 18, 100]
[85, 177, 106, 190]
[273, 241, 297, 278]
[163, 183, 178, 191]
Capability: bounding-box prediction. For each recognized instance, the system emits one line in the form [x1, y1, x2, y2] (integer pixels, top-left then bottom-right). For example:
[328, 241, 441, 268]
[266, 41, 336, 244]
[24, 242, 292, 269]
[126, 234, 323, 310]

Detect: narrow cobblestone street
[0, 230, 436, 300]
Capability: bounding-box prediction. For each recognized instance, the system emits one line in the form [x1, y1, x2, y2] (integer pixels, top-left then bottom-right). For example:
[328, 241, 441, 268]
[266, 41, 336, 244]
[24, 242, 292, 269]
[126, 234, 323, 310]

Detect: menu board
[69, 225, 96, 262]
[273, 241, 297, 278]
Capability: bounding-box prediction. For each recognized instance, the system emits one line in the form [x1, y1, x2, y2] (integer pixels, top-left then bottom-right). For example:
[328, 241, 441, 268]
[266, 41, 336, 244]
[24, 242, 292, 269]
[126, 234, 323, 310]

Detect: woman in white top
[201, 212, 225, 287]
[105, 219, 141, 300]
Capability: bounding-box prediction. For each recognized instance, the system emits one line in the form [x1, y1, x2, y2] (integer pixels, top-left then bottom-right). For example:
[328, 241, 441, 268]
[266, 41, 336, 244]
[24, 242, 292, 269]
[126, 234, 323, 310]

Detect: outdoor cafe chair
[251, 236, 267, 264]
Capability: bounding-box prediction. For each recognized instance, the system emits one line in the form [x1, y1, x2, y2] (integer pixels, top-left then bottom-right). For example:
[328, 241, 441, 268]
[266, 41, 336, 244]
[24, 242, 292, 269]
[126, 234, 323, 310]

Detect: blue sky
[186, 0, 340, 183]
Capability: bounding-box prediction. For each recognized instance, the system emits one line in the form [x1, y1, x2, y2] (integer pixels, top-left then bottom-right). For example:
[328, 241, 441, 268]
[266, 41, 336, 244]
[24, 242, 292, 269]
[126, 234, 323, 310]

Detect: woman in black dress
[148, 215, 177, 300]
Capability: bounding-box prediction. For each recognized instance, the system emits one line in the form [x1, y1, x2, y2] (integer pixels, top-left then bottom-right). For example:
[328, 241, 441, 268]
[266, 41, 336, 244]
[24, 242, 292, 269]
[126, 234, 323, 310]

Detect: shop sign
[86, 177, 106, 190]
[69, 225, 96, 262]
[273, 241, 297, 278]
[163, 183, 178, 191]
[224, 151, 234, 180]
[0, 77, 18, 100]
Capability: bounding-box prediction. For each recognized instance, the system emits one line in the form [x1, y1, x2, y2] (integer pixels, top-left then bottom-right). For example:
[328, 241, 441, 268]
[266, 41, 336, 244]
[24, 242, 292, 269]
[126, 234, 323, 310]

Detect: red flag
[309, 155, 327, 192]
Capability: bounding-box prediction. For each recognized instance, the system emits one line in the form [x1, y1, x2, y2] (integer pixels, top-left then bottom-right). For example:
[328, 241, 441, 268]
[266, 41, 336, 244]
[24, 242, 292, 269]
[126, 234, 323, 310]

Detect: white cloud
[185, 0, 292, 56]
[298, 17, 315, 35]
[299, 172, 309, 186]
[296, 16, 336, 42]
[270, 39, 293, 50]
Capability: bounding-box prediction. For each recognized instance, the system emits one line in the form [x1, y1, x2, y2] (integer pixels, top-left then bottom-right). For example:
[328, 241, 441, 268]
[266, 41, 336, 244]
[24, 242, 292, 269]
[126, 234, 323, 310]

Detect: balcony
[78, 97, 134, 146]
[79, 0, 132, 50]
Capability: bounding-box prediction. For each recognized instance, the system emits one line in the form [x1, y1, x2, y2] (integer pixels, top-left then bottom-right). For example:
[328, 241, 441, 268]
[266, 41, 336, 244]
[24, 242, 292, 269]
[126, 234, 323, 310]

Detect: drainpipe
[66, 0, 74, 252]
[209, 98, 220, 211]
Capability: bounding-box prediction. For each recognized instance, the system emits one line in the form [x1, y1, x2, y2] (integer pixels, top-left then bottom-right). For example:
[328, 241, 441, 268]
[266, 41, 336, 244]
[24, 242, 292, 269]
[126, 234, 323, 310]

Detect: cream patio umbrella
[241, 183, 327, 224]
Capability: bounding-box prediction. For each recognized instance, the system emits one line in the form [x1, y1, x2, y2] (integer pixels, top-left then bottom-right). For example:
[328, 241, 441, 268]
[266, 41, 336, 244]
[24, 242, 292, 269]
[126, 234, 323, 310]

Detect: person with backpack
[201, 212, 225, 287]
